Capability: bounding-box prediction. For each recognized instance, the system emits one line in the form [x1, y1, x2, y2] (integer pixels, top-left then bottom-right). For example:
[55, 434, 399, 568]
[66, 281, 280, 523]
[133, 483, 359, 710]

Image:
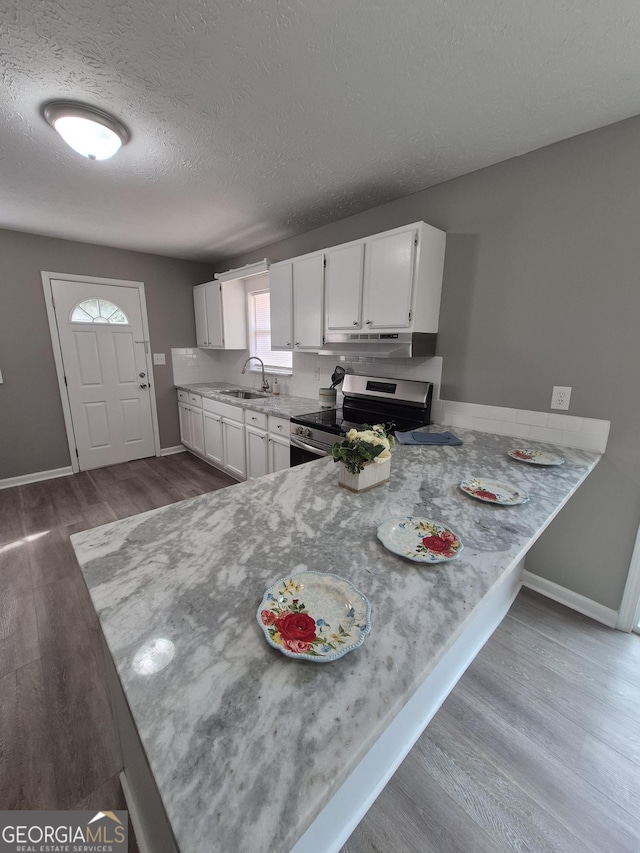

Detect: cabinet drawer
[245, 410, 268, 431]
[269, 415, 290, 436]
[189, 393, 203, 408]
[202, 396, 244, 422]
[177, 389, 188, 403]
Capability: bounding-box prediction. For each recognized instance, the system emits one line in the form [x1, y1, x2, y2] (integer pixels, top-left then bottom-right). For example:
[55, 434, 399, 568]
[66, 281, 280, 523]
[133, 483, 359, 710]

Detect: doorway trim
[617, 522, 640, 632]
[42, 271, 161, 474]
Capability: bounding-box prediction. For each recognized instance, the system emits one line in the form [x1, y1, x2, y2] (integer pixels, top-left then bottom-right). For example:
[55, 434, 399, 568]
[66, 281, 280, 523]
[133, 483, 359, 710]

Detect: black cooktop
[291, 401, 430, 436]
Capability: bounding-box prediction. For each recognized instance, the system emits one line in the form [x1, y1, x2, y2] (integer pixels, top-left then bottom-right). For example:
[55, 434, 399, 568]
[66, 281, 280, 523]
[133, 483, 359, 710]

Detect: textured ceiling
[2, 0, 640, 263]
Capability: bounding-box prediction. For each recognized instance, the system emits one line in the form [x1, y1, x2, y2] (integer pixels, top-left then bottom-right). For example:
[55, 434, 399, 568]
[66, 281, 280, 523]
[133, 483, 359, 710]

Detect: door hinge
[323, 258, 327, 268]
[75, 447, 79, 458]
[64, 375, 68, 386]
[414, 235, 418, 246]
[408, 310, 412, 321]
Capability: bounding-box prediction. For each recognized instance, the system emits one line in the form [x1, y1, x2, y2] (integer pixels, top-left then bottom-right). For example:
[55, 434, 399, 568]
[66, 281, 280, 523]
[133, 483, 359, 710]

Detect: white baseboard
[120, 771, 151, 853]
[160, 445, 186, 456]
[521, 569, 618, 628]
[0, 465, 74, 490]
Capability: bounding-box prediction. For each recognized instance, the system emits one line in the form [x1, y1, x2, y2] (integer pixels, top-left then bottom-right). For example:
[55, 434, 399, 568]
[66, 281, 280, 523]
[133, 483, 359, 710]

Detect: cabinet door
[269, 434, 290, 473]
[203, 411, 223, 465]
[363, 227, 417, 330]
[325, 242, 364, 331]
[293, 253, 324, 349]
[178, 402, 192, 448]
[190, 407, 205, 456]
[245, 425, 269, 480]
[269, 262, 293, 350]
[204, 282, 224, 348]
[222, 418, 246, 479]
[193, 285, 209, 347]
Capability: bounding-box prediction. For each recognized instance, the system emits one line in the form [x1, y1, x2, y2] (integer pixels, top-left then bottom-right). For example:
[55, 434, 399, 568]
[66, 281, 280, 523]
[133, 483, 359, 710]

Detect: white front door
[51, 278, 156, 470]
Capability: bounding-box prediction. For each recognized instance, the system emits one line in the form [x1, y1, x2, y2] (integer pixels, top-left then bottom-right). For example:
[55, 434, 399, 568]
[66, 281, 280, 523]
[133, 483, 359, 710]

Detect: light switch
[153, 353, 166, 365]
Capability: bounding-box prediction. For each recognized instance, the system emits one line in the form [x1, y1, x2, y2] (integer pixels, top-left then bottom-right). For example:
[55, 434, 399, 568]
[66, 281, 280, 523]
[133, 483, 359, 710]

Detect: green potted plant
[331, 424, 395, 492]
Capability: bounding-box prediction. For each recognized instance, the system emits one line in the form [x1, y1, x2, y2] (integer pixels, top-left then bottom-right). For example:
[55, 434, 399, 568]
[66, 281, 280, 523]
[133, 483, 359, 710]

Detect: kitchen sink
[220, 389, 269, 400]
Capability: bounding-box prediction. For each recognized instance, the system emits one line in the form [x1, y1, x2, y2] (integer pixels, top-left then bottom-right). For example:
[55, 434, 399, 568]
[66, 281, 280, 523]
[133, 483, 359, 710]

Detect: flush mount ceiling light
[43, 101, 130, 161]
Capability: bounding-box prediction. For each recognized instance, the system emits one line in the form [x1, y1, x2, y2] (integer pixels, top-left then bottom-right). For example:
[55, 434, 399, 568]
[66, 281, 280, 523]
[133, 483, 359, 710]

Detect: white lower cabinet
[190, 406, 204, 456]
[222, 418, 246, 479]
[178, 402, 192, 449]
[268, 415, 290, 473]
[269, 433, 290, 472]
[179, 393, 290, 480]
[246, 424, 269, 480]
[179, 394, 204, 454]
[203, 411, 223, 466]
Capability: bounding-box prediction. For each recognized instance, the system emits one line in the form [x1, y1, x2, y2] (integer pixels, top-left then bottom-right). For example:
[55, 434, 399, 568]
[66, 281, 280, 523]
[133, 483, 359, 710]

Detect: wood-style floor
[2, 454, 639, 852]
[343, 591, 640, 853]
[0, 453, 236, 851]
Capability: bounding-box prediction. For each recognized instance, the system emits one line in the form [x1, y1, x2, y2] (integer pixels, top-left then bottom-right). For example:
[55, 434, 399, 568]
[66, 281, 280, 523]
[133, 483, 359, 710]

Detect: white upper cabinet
[324, 221, 446, 337]
[292, 252, 324, 349]
[270, 252, 324, 351]
[269, 262, 293, 350]
[363, 226, 416, 330]
[325, 242, 365, 331]
[193, 279, 247, 349]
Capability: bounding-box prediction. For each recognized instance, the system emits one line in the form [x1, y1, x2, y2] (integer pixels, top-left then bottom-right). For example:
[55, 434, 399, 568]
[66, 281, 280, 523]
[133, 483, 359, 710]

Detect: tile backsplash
[432, 399, 610, 453]
[171, 348, 609, 453]
[171, 348, 444, 400]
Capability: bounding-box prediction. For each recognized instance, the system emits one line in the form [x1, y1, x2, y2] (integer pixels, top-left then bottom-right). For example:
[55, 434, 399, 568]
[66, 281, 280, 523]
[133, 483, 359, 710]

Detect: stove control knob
[295, 426, 304, 435]
[303, 428, 312, 438]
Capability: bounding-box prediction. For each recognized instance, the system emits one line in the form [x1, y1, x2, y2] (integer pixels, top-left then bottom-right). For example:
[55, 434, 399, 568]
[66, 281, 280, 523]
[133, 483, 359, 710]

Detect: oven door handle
[290, 436, 328, 457]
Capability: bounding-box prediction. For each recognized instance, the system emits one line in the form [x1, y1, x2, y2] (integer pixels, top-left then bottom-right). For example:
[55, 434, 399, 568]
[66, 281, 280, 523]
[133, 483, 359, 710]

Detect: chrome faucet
[241, 356, 270, 392]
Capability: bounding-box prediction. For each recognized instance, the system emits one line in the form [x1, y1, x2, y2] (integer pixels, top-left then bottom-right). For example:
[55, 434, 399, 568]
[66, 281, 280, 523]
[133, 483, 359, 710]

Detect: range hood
[318, 332, 437, 359]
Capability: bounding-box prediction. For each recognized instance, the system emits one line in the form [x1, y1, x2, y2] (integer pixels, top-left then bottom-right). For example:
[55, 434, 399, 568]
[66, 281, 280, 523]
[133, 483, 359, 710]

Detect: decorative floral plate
[257, 571, 371, 662]
[376, 517, 464, 563]
[508, 448, 565, 466]
[460, 478, 529, 506]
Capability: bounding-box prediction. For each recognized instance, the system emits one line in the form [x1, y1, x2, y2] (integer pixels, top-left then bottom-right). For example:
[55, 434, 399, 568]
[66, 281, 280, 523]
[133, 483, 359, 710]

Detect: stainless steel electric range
[290, 374, 433, 466]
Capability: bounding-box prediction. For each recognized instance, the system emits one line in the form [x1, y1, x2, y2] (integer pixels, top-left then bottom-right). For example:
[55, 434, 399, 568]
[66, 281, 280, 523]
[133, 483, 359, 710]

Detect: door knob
[140, 383, 148, 389]
[139, 372, 146, 378]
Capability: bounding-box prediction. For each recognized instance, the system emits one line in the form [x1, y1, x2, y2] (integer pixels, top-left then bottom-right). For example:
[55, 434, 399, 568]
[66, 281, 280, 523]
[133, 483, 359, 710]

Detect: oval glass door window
[71, 298, 129, 324]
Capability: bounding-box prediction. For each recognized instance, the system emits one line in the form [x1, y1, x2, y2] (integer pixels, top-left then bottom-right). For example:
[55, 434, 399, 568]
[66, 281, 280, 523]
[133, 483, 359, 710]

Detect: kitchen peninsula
[71, 428, 600, 853]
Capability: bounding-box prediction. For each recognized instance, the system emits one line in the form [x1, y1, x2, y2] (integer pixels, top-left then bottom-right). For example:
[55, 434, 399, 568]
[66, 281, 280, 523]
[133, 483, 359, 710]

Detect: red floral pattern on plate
[377, 518, 464, 563]
[257, 574, 371, 661]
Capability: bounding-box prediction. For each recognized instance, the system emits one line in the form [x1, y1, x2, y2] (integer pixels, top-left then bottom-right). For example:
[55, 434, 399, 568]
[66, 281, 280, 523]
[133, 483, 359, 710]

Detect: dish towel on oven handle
[394, 430, 463, 446]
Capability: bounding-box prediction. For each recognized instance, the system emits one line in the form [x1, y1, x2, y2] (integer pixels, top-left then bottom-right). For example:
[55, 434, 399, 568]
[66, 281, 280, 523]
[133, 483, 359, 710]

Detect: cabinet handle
[295, 341, 300, 346]
[353, 321, 358, 326]
[365, 320, 372, 325]
[286, 341, 291, 347]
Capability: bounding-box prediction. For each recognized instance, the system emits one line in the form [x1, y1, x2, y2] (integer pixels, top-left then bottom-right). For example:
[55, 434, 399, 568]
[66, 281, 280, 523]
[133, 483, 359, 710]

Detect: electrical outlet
[153, 353, 166, 365]
[551, 385, 571, 410]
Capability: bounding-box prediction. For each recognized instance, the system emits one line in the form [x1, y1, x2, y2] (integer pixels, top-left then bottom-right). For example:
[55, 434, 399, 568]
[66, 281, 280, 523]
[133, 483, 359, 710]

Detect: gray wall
[0, 229, 210, 479]
[220, 115, 640, 612]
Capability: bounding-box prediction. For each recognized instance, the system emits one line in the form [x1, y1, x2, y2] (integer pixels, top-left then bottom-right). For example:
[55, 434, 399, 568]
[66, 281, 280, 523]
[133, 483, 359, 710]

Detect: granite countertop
[175, 381, 323, 419]
[71, 429, 600, 853]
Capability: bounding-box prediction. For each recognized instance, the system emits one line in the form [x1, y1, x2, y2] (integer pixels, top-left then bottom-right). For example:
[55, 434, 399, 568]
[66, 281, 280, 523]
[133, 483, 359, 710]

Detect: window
[71, 298, 128, 324]
[248, 290, 292, 372]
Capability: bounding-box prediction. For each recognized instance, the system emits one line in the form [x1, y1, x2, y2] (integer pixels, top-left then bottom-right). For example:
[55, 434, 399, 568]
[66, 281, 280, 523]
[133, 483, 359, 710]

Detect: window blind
[251, 291, 292, 370]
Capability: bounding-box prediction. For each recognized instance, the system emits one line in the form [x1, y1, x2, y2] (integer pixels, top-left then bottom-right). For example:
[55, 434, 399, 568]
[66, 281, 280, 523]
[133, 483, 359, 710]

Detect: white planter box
[338, 458, 391, 493]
